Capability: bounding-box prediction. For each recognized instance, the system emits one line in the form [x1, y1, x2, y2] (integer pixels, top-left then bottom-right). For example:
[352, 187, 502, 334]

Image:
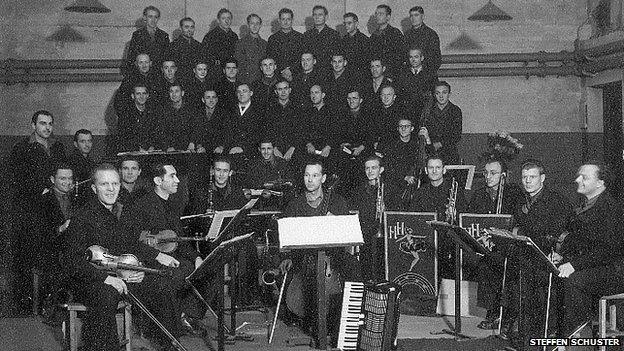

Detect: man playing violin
[63, 164, 181, 351]
[119, 163, 204, 342]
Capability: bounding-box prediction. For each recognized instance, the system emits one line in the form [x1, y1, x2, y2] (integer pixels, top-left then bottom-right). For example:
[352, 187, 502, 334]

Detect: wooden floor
[0, 310, 495, 351]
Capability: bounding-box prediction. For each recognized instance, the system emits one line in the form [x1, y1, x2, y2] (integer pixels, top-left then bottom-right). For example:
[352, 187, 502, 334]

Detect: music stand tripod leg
[316, 250, 328, 349]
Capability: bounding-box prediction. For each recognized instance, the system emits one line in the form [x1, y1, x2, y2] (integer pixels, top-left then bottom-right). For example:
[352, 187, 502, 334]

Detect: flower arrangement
[482, 131, 523, 163]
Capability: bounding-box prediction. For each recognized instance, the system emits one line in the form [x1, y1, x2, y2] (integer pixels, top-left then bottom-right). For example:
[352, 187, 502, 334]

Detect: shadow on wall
[366, 15, 378, 36]
[238, 24, 250, 39]
[400, 17, 411, 34]
[270, 18, 280, 34]
[304, 16, 314, 31]
[103, 90, 118, 157]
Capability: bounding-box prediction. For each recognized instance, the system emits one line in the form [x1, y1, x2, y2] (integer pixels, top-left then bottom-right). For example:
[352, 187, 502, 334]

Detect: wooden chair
[62, 301, 132, 351]
[599, 293, 624, 351]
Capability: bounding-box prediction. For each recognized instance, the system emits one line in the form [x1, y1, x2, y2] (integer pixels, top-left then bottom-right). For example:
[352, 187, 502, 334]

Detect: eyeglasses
[482, 171, 501, 176]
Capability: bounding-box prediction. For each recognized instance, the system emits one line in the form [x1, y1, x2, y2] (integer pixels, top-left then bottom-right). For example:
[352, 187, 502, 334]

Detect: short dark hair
[223, 58, 239, 68]
[409, 6, 424, 14]
[376, 4, 392, 16]
[310, 84, 324, 93]
[275, 79, 290, 88]
[31, 110, 53, 124]
[143, 6, 160, 18]
[304, 157, 326, 174]
[91, 163, 119, 184]
[53, 162, 73, 177]
[217, 8, 232, 19]
[247, 13, 262, 24]
[312, 5, 328, 15]
[236, 82, 251, 91]
[151, 163, 171, 180]
[435, 81, 452, 94]
[179, 17, 194, 27]
[74, 129, 92, 142]
[370, 57, 385, 66]
[119, 157, 141, 170]
[278, 8, 294, 18]
[521, 159, 545, 175]
[259, 137, 274, 147]
[132, 83, 148, 93]
[343, 12, 359, 22]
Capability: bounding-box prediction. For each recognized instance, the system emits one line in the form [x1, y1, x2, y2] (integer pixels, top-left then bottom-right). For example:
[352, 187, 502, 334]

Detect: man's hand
[195, 257, 203, 269]
[166, 147, 176, 152]
[353, 145, 365, 156]
[229, 147, 243, 154]
[320, 146, 331, 158]
[187, 142, 195, 152]
[284, 147, 295, 161]
[214, 146, 224, 154]
[123, 271, 145, 283]
[279, 259, 292, 274]
[404, 176, 416, 185]
[550, 252, 563, 265]
[147, 146, 155, 152]
[197, 145, 206, 153]
[104, 276, 127, 294]
[558, 262, 575, 278]
[58, 219, 71, 233]
[433, 142, 442, 151]
[306, 143, 316, 154]
[273, 148, 284, 158]
[156, 253, 179, 267]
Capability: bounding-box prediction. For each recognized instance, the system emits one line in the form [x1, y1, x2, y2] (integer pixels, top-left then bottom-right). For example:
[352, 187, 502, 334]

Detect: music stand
[427, 220, 488, 339]
[278, 215, 363, 349]
[487, 230, 560, 348]
[186, 233, 254, 351]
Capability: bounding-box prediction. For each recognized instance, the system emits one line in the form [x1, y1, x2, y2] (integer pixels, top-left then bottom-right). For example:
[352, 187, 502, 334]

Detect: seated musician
[62, 164, 182, 351]
[278, 158, 361, 346]
[507, 159, 572, 349]
[34, 163, 75, 320]
[208, 156, 249, 211]
[554, 162, 624, 336]
[245, 138, 293, 210]
[349, 155, 391, 282]
[117, 157, 148, 208]
[409, 155, 467, 279]
[119, 163, 205, 342]
[467, 158, 522, 333]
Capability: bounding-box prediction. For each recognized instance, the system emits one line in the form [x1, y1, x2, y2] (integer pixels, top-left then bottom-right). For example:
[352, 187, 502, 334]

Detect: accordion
[337, 281, 401, 351]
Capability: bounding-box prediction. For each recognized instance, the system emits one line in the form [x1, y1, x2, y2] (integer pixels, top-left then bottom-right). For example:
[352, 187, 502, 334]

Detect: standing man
[404, 7, 442, 75]
[267, 8, 304, 82]
[396, 47, 437, 121]
[169, 17, 201, 80]
[202, 8, 239, 79]
[117, 157, 147, 208]
[216, 58, 240, 110]
[422, 81, 462, 164]
[68, 129, 96, 206]
[340, 13, 370, 80]
[557, 162, 624, 337]
[10, 110, 66, 313]
[250, 57, 279, 111]
[236, 14, 267, 84]
[361, 58, 392, 110]
[127, 6, 170, 74]
[162, 84, 193, 151]
[370, 4, 405, 79]
[116, 83, 159, 153]
[304, 85, 337, 171]
[302, 5, 340, 73]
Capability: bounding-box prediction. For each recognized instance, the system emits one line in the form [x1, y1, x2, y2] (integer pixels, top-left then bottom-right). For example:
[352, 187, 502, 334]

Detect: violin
[139, 229, 207, 253]
[86, 245, 169, 278]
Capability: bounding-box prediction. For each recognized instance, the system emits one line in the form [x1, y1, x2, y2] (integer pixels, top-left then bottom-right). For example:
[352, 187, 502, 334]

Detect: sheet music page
[278, 215, 363, 250]
[207, 210, 239, 238]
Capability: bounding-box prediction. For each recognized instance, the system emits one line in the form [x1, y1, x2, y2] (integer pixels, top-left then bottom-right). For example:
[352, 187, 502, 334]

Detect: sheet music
[278, 215, 364, 250]
[205, 199, 258, 239]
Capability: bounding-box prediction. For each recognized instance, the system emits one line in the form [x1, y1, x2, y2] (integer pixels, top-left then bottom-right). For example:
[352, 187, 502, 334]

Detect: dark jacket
[201, 27, 238, 67]
[267, 29, 304, 74]
[168, 35, 202, 80]
[302, 25, 340, 72]
[561, 191, 624, 271]
[340, 30, 371, 79]
[370, 24, 405, 78]
[127, 27, 170, 72]
[404, 24, 442, 74]
[116, 102, 161, 152]
[424, 102, 463, 164]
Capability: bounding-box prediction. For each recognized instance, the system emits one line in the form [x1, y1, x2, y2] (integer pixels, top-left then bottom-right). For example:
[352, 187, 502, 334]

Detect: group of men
[8, 3, 624, 351]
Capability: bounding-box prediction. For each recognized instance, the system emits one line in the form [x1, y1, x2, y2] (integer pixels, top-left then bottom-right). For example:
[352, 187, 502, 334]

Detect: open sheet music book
[278, 215, 364, 250]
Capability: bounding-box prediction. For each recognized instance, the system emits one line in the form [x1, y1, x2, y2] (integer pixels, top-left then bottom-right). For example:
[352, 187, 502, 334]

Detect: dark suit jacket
[120, 191, 199, 263]
[561, 191, 624, 270]
[127, 27, 170, 71]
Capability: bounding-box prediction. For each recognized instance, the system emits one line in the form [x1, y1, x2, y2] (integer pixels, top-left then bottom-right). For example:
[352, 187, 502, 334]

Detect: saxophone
[445, 177, 458, 225]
